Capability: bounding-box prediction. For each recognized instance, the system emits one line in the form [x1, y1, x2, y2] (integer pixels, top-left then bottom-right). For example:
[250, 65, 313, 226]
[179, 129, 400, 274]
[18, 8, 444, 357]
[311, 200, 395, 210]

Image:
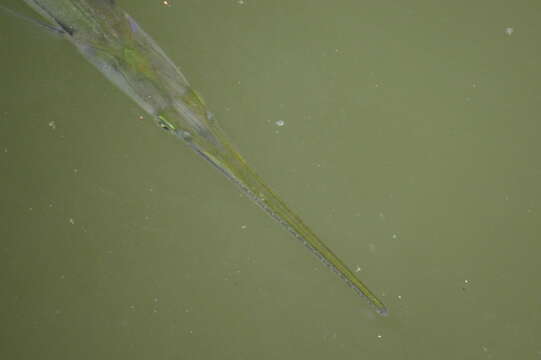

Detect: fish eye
[157, 116, 176, 131]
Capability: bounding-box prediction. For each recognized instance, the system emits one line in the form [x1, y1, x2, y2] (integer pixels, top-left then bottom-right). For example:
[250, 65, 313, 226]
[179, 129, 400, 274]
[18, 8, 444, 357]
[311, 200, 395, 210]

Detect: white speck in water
[153, 297, 159, 303]
[275, 120, 285, 127]
[379, 212, 385, 221]
[69, 218, 75, 225]
[138, 115, 144, 120]
[129, 305, 136, 310]
[505, 27, 514, 35]
[355, 266, 362, 273]
[377, 334, 383, 339]
[162, 1, 171, 7]
[464, 279, 470, 285]
[48, 121, 56, 130]
[397, 295, 402, 300]
[392, 233, 398, 239]
[73, 168, 79, 174]
[237, 0, 245, 4]
[3, 148, 7, 153]
[241, 225, 247, 230]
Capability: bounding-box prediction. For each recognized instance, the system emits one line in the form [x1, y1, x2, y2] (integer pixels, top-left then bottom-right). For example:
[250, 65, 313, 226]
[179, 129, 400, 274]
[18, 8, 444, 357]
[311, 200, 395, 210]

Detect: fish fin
[0, 4, 65, 35]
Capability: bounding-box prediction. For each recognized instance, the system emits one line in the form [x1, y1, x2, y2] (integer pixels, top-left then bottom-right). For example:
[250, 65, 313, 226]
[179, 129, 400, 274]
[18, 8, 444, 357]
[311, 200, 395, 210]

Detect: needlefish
[4, 0, 388, 315]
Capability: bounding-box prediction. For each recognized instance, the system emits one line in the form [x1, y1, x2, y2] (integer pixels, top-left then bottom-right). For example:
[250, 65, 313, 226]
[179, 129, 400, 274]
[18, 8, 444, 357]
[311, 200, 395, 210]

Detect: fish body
[16, 0, 388, 315]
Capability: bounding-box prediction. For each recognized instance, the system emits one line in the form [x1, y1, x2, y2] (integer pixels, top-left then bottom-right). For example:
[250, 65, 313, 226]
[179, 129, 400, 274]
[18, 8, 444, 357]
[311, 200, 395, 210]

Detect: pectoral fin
[0, 4, 65, 35]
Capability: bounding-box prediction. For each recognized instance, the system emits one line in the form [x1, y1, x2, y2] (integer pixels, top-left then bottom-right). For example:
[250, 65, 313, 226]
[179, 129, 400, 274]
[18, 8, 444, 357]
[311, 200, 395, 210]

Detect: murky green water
[1, 1, 540, 359]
